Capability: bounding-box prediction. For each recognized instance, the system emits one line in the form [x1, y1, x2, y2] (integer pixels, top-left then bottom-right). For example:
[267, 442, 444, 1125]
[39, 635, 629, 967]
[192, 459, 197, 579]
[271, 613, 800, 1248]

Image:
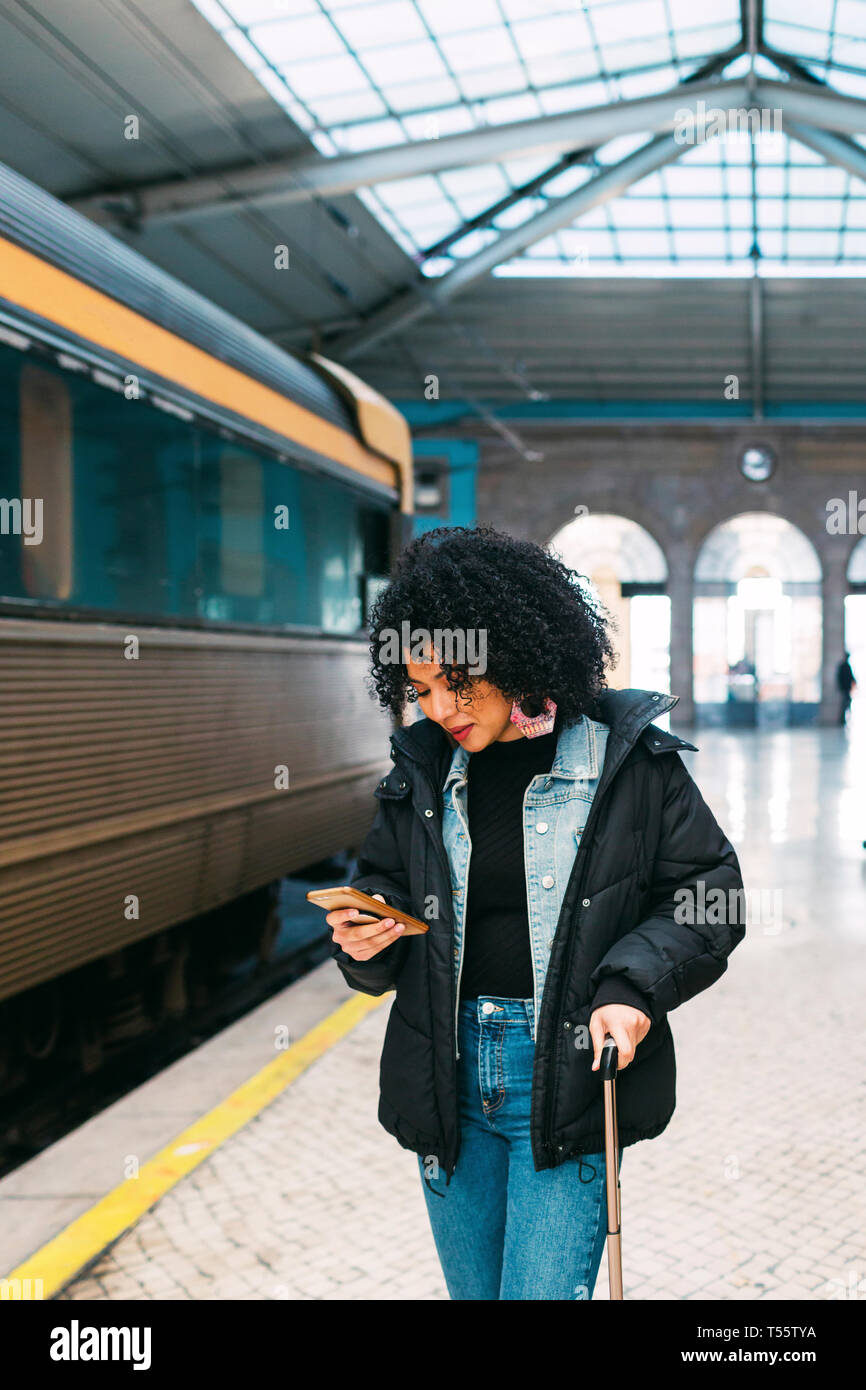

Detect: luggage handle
[600, 1032, 618, 1081]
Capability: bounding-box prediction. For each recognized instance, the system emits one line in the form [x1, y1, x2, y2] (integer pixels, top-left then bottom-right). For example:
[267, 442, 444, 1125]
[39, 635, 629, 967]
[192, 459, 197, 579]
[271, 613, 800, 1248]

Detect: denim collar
[442, 713, 604, 792]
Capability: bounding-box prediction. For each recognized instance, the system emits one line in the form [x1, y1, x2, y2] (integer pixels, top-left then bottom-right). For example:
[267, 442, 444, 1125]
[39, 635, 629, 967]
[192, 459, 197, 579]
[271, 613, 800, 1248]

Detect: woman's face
[405, 653, 523, 751]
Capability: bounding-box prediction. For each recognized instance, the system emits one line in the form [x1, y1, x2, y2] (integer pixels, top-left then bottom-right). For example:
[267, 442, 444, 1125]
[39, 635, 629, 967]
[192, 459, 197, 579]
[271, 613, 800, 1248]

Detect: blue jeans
[418, 996, 622, 1301]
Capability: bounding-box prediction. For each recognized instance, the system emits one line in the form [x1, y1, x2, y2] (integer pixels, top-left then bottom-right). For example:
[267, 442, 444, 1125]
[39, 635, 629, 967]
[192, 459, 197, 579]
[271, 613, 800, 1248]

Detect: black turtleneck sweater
[458, 725, 559, 1001]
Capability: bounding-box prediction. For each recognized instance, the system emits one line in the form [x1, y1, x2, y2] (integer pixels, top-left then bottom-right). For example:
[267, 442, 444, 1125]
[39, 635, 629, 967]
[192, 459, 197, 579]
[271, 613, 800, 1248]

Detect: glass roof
[190, 0, 866, 276]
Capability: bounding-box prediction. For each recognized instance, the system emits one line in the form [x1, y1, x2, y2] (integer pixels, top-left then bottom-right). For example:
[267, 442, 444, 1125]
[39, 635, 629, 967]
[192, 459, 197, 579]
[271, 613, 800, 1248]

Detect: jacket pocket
[379, 1000, 439, 1139]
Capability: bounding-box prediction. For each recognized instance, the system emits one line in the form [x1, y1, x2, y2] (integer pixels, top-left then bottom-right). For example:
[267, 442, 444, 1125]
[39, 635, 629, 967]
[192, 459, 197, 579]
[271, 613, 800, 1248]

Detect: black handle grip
[600, 1033, 618, 1081]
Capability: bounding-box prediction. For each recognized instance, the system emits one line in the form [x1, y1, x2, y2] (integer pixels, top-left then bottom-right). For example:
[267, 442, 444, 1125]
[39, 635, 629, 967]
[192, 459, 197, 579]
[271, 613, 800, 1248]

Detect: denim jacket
[441, 714, 610, 1055]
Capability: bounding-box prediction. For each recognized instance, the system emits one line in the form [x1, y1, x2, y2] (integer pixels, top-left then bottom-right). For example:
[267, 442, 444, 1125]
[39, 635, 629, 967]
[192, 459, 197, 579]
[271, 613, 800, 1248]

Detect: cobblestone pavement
[59, 726, 866, 1300]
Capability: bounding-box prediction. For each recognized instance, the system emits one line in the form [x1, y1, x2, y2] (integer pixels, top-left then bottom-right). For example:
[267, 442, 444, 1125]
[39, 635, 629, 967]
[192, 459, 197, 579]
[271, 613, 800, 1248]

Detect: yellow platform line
[3, 991, 387, 1299]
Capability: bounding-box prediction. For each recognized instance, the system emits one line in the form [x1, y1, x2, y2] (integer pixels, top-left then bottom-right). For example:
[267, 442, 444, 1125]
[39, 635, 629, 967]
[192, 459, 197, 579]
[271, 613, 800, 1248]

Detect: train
[0, 159, 413, 1087]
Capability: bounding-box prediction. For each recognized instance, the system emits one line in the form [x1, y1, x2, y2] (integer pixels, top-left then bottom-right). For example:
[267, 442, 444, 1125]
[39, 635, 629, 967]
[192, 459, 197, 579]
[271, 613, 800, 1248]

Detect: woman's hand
[588, 1004, 651, 1072]
[326, 893, 407, 961]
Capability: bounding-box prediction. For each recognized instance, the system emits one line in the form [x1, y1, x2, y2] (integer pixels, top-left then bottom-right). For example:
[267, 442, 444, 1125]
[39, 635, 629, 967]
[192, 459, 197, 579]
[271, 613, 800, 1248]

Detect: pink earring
[510, 696, 557, 738]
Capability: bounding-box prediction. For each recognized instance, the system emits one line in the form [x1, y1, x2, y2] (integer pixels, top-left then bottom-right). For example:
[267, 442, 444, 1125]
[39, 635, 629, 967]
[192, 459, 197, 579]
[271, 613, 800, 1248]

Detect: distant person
[836, 651, 857, 726]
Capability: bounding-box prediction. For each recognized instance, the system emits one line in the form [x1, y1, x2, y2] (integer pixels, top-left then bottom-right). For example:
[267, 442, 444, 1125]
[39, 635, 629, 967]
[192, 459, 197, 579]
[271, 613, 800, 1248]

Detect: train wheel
[76, 1012, 105, 1075]
[0, 1003, 13, 1088]
[256, 882, 282, 965]
[159, 940, 190, 1019]
[19, 982, 62, 1061]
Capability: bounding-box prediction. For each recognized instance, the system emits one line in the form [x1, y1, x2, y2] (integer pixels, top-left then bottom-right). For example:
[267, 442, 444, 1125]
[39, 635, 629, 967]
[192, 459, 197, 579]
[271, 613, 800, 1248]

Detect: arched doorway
[548, 512, 670, 711]
[693, 513, 822, 728]
[843, 537, 866, 728]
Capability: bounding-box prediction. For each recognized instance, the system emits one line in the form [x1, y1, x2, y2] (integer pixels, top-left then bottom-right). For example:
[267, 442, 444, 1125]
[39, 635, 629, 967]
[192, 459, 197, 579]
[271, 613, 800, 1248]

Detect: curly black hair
[366, 524, 618, 722]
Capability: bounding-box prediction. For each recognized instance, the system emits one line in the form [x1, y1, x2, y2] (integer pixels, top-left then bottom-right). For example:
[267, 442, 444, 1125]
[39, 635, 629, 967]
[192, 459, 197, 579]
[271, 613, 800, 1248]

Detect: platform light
[56, 353, 89, 373]
[414, 476, 442, 509]
[152, 396, 194, 422]
[0, 324, 31, 351]
[92, 368, 124, 392]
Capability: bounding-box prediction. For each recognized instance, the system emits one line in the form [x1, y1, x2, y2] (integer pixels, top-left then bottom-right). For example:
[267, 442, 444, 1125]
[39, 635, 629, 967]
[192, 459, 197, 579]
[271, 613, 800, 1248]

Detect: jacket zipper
[537, 774, 607, 1162]
[451, 777, 471, 1061]
[537, 713, 663, 1161]
[395, 739, 469, 1071]
[522, 774, 542, 1042]
[407, 763, 463, 1175]
[401, 754, 461, 1062]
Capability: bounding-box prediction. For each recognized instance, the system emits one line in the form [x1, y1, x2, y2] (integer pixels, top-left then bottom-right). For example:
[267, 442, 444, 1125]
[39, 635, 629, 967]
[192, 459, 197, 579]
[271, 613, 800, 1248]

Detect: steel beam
[330, 133, 688, 361]
[69, 79, 866, 232]
[785, 120, 866, 185]
[744, 0, 762, 63]
[69, 78, 750, 227]
[417, 43, 742, 265]
[762, 77, 866, 136]
[749, 272, 763, 421]
[761, 47, 866, 188]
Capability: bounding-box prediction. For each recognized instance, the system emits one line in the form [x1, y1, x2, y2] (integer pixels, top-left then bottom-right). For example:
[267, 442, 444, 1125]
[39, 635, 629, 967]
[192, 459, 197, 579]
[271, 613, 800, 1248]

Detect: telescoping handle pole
[600, 1032, 623, 1300]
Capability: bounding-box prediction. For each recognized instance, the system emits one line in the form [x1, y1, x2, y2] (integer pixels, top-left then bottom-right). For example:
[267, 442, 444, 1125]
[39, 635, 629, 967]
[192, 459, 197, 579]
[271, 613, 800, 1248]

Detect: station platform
[2, 726, 864, 1301]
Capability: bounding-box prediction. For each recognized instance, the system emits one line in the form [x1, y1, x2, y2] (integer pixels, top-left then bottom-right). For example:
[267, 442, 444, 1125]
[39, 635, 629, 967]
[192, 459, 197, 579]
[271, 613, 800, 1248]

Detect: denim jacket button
[542, 874, 554, 888]
[582, 897, 591, 907]
[536, 822, 549, 834]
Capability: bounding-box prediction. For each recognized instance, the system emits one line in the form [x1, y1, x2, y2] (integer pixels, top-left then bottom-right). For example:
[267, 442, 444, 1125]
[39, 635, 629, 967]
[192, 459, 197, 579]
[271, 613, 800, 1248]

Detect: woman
[327, 525, 745, 1300]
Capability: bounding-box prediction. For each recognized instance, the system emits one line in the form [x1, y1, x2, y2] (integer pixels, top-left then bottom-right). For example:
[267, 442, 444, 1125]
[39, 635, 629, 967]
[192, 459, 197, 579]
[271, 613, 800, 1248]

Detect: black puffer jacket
[332, 688, 745, 1179]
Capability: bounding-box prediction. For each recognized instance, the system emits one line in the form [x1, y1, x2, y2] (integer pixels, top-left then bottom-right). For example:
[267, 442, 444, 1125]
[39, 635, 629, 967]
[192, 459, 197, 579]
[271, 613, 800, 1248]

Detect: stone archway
[548, 512, 670, 697]
[693, 512, 823, 727]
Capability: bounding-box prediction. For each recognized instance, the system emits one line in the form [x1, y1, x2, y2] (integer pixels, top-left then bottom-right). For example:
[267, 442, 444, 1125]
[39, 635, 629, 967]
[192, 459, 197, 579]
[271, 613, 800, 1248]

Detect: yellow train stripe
[0, 235, 396, 491]
[2, 990, 387, 1298]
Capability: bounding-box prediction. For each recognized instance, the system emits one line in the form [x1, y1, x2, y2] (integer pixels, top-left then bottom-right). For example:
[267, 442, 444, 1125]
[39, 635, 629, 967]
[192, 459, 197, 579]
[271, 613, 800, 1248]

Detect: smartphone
[306, 886, 429, 936]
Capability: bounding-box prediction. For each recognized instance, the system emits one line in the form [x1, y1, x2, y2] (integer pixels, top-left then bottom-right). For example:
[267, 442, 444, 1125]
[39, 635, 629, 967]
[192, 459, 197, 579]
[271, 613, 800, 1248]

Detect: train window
[360, 506, 391, 624]
[307, 475, 364, 633]
[263, 462, 389, 634]
[19, 362, 73, 599]
[263, 452, 306, 626]
[70, 370, 196, 618]
[220, 448, 264, 600]
[197, 435, 266, 622]
[0, 344, 22, 597]
[0, 339, 393, 632]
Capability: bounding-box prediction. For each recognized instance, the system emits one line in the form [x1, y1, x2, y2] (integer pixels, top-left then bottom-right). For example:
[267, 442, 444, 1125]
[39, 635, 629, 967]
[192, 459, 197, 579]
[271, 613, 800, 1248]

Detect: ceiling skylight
[189, 0, 866, 276]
